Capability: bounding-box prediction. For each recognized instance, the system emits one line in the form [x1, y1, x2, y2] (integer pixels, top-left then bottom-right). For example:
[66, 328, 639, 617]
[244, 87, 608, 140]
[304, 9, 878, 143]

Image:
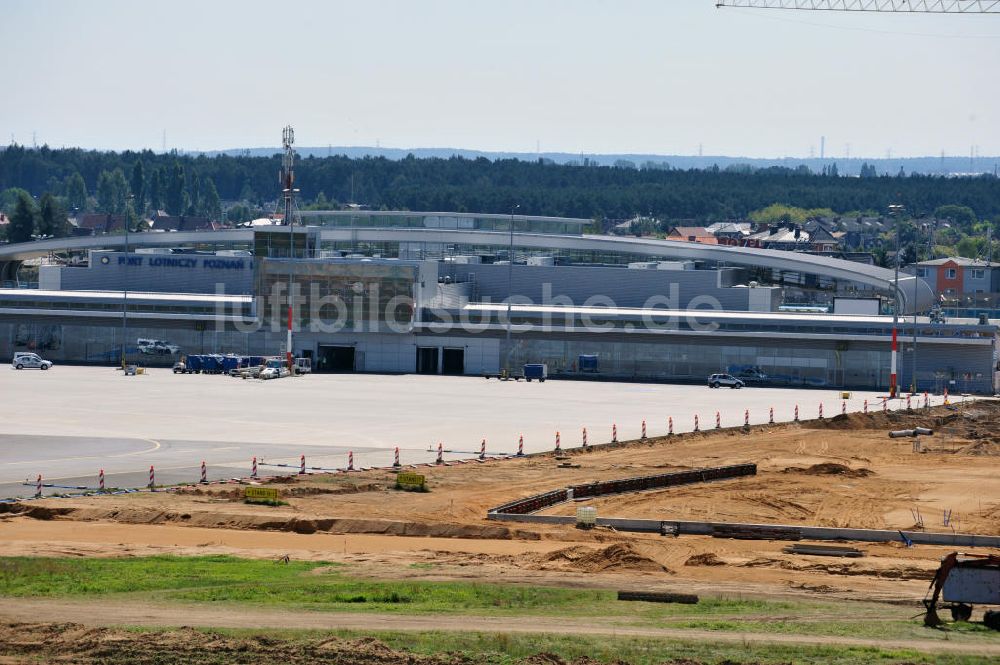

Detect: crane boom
[716, 1, 1000, 12]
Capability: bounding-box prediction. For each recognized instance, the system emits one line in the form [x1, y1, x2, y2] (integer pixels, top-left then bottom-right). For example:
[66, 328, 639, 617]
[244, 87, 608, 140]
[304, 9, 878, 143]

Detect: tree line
[1, 144, 998, 241]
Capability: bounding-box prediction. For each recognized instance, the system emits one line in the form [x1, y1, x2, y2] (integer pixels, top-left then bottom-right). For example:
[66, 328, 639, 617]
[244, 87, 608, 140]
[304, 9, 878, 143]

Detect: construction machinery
[715, 1, 1000, 13]
[923, 552, 1000, 629]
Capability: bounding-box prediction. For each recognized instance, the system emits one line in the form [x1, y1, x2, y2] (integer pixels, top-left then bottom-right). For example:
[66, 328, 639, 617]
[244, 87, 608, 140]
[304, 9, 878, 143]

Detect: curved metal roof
[0, 227, 933, 313]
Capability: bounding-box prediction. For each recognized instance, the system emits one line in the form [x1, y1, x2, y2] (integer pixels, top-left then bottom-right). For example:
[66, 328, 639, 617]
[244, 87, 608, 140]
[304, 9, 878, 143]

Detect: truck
[924, 552, 1000, 629]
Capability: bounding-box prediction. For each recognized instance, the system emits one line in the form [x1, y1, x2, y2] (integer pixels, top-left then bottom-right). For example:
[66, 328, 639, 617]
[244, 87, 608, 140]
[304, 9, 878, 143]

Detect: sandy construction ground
[2, 401, 998, 609]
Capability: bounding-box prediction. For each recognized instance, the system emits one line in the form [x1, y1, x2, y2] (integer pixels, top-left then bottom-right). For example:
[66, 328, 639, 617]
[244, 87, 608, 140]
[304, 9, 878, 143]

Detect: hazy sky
[2, 0, 999, 158]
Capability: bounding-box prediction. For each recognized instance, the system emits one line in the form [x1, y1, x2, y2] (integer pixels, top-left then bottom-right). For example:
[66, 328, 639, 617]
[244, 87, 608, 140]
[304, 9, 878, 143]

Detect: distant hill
[205, 145, 999, 178]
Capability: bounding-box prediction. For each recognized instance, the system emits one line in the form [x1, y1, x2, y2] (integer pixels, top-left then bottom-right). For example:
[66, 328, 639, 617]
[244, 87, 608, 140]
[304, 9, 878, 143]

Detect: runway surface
[1, 366, 922, 498]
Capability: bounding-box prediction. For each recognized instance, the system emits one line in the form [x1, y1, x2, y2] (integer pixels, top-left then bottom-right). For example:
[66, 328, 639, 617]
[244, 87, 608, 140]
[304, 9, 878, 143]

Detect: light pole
[888, 203, 904, 398]
[504, 204, 520, 377]
[121, 193, 135, 371]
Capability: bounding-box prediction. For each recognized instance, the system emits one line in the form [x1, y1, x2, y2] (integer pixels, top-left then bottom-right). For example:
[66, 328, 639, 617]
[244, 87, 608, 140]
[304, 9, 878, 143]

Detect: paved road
[2, 366, 933, 499]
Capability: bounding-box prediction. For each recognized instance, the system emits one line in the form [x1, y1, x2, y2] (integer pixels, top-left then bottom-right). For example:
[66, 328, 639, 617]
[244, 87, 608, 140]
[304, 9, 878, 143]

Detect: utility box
[579, 355, 599, 373]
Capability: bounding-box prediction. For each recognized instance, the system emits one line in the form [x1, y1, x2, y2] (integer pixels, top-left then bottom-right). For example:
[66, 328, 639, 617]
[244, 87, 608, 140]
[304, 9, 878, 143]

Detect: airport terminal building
[0, 211, 997, 393]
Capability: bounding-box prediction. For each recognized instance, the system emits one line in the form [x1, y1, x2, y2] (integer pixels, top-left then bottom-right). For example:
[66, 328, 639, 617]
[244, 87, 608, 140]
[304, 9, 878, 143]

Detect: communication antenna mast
[281, 125, 298, 372]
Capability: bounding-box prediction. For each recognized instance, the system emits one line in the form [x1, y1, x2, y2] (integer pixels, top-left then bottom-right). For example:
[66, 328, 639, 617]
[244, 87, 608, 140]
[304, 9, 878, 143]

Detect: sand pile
[783, 463, 873, 478]
[683, 552, 726, 567]
[536, 543, 670, 574]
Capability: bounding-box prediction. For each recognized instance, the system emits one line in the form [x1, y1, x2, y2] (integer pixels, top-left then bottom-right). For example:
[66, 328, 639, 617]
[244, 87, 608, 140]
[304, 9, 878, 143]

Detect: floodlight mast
[281, 125, 296, 372]
[715, 0, 1000, 12]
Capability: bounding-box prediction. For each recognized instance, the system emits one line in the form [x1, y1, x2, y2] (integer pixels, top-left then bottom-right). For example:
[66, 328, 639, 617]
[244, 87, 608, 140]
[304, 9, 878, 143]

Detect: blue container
[523, 363, 548, 381]
[579, 355, 599, 372]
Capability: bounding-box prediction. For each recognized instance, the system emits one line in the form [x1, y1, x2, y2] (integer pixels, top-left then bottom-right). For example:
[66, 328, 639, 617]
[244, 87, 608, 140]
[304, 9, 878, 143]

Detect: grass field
[117, 626, 996, 665]
[2, 555, 998, 649]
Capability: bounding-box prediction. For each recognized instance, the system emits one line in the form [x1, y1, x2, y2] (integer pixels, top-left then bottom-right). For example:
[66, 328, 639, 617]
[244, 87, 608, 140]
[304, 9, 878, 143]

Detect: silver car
[12, 353, 53, 370]
[708, 373, 743, 389]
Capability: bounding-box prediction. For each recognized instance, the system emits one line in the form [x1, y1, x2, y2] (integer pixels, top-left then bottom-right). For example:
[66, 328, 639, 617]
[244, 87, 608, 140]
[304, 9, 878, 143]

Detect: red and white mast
[281, 126, 296, 372]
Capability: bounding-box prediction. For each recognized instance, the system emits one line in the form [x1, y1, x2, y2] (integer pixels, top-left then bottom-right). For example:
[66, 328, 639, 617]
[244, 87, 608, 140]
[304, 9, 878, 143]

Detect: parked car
[734, 367, 768, 383]
[708, 373, 744, 389]
[11, 353, 53, 370]
[260, 358, 291, 380]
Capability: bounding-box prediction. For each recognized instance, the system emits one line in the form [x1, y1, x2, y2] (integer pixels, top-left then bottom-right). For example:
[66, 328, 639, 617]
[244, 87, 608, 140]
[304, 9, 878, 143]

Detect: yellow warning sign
[396, 472, 425, 488]
[245, 487, 279, 501]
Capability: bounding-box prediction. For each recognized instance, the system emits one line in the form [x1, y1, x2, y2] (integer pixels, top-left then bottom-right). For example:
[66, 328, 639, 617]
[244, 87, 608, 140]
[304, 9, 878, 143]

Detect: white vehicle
[293, 357, 312, 375]
[12, 353, 53, 370]
[137, 338, 180, 355]
[260, 358, 291, 380]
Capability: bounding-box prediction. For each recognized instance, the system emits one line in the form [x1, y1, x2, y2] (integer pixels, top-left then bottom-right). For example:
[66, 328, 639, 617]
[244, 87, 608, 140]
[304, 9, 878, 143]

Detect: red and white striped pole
[768, 407, 774, 425]
[393, 447, 401, 467]
[890, 326, 898, 399]
[668, 417, 674, 436]
[148, 465, 155, 489]
[641, 419, 647, 440]
[818, 403, 824, 420]
[612, 423, 618, 443]
[924, 391, 929, 409]
[286, 301, 294, 373]
[883, 397, 888, 413]
[251, 456, 258, 478]
[300, 454, 306, 474]
[436, 442, 443, 465]
[35, 474, 42, 498]
[347, 451, 354, 471]
[694, 414, 700, 432]
[863, 399, 868, 414]
[555, 431, 561, 452]
[200, 460, 207, 483]
[99, 468, 105, 491]
[582, 427, 588, 447]
[744, 409, 749, 427]
[842, 400, 846, 416]
[715, 411, 721, 429]
[794, 405, 799, 422]
[480, 439, 487, 460]
[517, 434, 524, 456]
[906, 394, 912, 411]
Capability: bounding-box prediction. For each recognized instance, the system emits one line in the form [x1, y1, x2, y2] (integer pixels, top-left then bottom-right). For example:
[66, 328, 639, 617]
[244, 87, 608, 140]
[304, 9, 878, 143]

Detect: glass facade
[256, 259, 417, 331]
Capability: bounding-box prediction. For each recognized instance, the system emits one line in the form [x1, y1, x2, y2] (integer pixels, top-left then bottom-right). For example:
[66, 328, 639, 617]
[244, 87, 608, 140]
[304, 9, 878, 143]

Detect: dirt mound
[683, 552, 726, 567]
[784, 463, 873, 478]
[953, 440, 1000, 456]
[0, 503, 541, 541]
[175, 483, 383, 499]
[740, 557, 933, 580]
[0, 622, 472, 665]
[537, 544, 670, 574]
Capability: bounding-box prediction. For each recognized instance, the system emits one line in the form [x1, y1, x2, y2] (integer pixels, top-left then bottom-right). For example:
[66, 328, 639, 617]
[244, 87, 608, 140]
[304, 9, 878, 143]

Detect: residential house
[665, 226, 718, 244]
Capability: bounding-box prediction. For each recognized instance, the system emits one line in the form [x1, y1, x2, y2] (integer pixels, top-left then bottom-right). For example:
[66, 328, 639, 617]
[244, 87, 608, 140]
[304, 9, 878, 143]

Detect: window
[971, 269, 985, 280]
[946, 268, 957, 279]
[916, 268, 928, 277]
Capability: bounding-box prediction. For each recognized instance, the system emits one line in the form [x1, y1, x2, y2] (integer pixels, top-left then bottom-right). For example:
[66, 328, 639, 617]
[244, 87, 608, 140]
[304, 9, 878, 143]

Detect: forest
[1, 144, 998, 239]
